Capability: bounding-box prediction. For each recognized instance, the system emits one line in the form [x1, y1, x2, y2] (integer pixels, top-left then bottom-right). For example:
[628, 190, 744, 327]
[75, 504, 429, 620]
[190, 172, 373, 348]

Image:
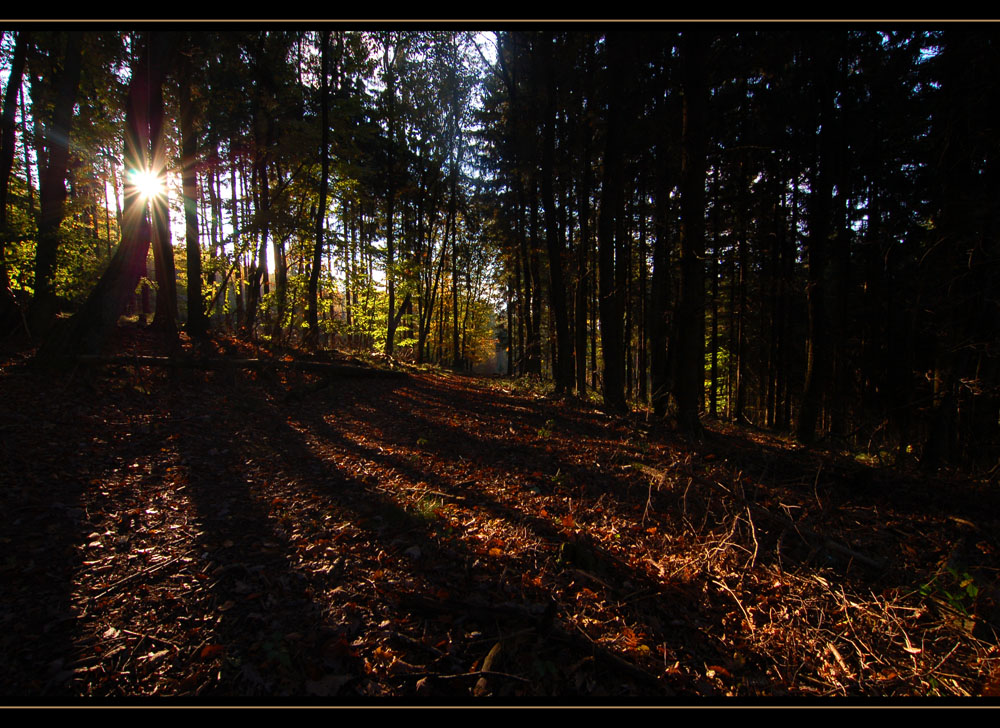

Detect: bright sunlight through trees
[129, 167, 165, 201]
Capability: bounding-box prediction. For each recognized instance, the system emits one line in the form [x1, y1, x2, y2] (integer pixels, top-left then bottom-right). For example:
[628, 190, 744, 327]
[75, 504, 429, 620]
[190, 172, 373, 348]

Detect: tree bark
[597, 32, 628, 412]
[0, 30, 29, 330]
[37, 32, 170, 360]
[30, 32, 83, 335]
[148, 45, 178, 339]
[179, 39, 206, 339]
[537, 33, 573, 393]
[307, 30, 330, 348]
[673, 31, 709, 433]
[796, 38, 838, 445]
[0, 31, 29, 269]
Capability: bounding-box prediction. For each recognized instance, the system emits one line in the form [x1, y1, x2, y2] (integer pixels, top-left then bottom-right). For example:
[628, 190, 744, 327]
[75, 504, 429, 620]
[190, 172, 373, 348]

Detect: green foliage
[919, 566, 979, 616]
[3, 199, 114, 307]
[412, 495, 443, 523]
[537, 419, 557, 438]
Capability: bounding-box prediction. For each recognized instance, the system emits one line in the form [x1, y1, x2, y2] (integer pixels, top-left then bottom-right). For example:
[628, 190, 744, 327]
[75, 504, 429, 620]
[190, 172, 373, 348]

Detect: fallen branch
[423, 669, 531, 684]
[92, 552, 191, 600]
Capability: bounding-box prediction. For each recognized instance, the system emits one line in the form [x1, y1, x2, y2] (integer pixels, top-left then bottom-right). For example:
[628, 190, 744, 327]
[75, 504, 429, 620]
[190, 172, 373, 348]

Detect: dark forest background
[1, 27, 998, 471]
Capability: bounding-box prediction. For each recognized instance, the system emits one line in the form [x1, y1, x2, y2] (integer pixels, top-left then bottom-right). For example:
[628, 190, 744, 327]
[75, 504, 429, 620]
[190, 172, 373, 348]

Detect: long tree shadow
[0, 358, 199, 696]
[158, 369, 370, 696]
[0, 363, 100, 696]
[277, 371, 738, 695]
[0, 355, 794, 696]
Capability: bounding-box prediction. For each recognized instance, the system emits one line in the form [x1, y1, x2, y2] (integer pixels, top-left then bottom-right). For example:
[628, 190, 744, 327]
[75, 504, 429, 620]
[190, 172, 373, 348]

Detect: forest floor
[2, 324, 1000, 702]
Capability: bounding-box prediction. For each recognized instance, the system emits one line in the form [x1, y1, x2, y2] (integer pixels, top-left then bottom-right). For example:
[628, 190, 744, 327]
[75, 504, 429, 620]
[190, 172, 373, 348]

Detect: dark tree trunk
[796, 39, 839, 445]
[38, 32, 171, 361]
[179, 41, 206, 339]
[0, 30, 29, 331]
[537, 33, 573, 392]
[673, 31, 709, 433]
[597, 32, 628, 412]
[734, 162, 748, 423]
[575, 147, 591, 397]
[637, 178, 648, 404]
[709, 167, 720, 419]
[384, 43, 400, 357]
[0, 31, 29, 280]
[242, 134, 270, 336]
[148, 47, 178, 341]
[30, 32, 83, 335]
[649, 59, 673, 418]
[307, 30, 330, 348]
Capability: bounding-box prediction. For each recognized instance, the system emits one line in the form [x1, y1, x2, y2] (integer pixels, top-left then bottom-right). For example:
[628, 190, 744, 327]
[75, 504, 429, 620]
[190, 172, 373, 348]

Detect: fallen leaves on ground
[0, 326, 997, 699]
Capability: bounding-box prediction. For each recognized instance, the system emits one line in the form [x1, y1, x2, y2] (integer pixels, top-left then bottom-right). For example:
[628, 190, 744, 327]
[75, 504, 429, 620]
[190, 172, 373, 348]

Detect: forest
[1, 26, 999, 700]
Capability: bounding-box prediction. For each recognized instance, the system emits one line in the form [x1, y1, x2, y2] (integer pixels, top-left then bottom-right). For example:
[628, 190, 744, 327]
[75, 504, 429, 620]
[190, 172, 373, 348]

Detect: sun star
[130, 168, 165, 201]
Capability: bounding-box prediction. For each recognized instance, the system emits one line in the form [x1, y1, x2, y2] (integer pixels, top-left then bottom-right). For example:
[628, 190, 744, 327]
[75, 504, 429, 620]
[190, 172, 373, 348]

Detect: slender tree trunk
[649, 70, 672, 418]
[384, 43, 400, 357]
[638, 179, 648, 404]
[0, 30, 29, 329]
[575, 151, 591, 397]
[710, 168, 720, 419]
[734, 162, 748, 423]
[0, 31, 28, 280]
[796, 39, 838, 445]
[243, 132, 270, 336]
[537, 33, 574, 392]
[179, 42, 206, 339]
[148, 40, 178, 340]
[30, 32, 83, 335]
[528, 195, 543, 376]
[597, 32, 628, 412]
[515, 182, 536, 374]
[673, 31, 709, 433]
[307, 30, 330, 348]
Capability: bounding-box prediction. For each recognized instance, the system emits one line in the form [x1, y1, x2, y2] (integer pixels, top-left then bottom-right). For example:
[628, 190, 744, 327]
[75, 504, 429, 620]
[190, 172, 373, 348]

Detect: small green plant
[919, 566, 979, 615]
[413, 496, 443, 522]
[416, 437, 429, 447]
[537, 419, 557, 438]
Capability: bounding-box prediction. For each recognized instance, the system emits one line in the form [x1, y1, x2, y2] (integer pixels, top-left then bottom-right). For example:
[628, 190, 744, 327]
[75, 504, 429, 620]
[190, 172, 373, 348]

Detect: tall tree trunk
[243, 132, 270, 336]
[673, 31, 709, 433]
[30, 32, 83, 336]
[527, 186, 543, 376]
[537, 33, 573, 392]
[0, 30, 29, 329]
[734, 161, 748, 423]
[149, 44, 178, 341]
[179, 43, 206, 339]
[796, 39, 838, 444]
[637, 178, 648, 404]
[0, 31, 28, 280]
[385, 42, 400, 357]
[575, 148, 591, 397]
[307, 30, 330, 348]
[37, 32, 171, 360]
[710, 167, 720, 419]
[597, 32, 628, 412]
[649, 60, 673, 418]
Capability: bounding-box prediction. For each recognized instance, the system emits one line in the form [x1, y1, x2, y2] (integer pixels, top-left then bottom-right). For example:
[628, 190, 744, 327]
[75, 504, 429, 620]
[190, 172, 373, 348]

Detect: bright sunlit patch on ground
[129, 168, 165, 201]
